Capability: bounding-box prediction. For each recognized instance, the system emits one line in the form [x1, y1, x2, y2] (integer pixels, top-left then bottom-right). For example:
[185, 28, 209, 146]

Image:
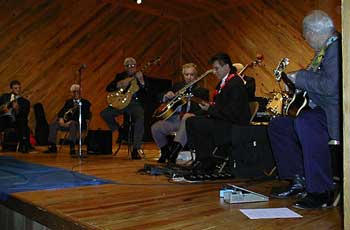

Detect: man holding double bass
[100, 57, 148, 160]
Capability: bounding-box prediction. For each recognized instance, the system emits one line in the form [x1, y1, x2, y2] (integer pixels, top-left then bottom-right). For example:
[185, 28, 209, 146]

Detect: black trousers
[15, 117, 30, 146]
[186, 116, 232, 169]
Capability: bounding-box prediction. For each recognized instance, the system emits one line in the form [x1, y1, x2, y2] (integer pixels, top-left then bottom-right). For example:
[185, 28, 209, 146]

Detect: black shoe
[271, 175, 305, 199]
[293, 192, 333, 210]
[168, 142, 183, 164]
[19, 144, 29, 153]
[158, 145, 171, 163]
[44, 145, 57, 154]
[28, 145, 36, 152]
[131, 149, 142, 160]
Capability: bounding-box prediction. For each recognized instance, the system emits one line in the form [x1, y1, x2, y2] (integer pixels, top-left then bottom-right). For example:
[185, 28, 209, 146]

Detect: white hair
[70, 84, 80, 92]
[303, 10, 335, 35]
[123, 57, 136, 66]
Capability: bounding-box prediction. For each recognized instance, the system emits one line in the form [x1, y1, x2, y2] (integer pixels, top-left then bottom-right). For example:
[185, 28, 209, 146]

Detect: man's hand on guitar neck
[198, 101, 210, 111]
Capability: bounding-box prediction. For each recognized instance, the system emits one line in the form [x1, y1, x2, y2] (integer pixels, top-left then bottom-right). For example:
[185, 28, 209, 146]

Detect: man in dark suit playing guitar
[268, 10, 341, 209]
[186, 53, 251, 172]
[100, 57, 147, 160]
[45, 84, 91, 155]
[0, 80, 31, 153]
[151, 63, 209, 163]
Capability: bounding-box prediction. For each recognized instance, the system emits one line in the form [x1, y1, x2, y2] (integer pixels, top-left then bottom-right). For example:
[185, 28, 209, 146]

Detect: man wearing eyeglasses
[100, 57, 148, 160]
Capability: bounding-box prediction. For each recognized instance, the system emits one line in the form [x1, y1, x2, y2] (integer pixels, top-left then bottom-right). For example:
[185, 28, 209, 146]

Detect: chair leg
[264, 166, 277, 176]
[217, 157, 229, 173]
[16, 142, 20, 153]
[333, 192, 341, 207]
[58, 132, 70, 153]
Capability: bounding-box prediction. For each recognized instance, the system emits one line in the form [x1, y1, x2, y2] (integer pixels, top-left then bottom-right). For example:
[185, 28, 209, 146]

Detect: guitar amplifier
[230, 125, 275, 178]
[86, 130, 112, 154]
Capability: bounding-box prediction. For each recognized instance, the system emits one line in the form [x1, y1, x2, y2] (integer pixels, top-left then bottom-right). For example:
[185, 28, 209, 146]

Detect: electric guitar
[272, 58, 308, 117]
[0, 94, 16, 115]
[106, 57, 160, 110]
[152, 69, 214, 121]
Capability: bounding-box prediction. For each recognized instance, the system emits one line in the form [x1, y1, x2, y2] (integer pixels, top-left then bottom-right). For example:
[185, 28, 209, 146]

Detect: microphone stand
[77, 64, 86, 159]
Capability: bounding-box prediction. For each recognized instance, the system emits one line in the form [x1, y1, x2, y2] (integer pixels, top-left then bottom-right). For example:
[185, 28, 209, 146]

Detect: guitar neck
[178, 69, 213, 95]
[280, 72, 296, 93]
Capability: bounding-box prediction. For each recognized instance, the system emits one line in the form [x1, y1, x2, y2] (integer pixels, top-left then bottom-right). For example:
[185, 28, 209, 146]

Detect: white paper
[240, 208, 302, 219]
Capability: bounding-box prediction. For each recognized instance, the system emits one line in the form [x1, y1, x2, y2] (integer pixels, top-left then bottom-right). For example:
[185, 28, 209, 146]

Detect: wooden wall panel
[181, 0, 342, 98]
[0, 0, 342, 133]
[0, 0, 182, 130]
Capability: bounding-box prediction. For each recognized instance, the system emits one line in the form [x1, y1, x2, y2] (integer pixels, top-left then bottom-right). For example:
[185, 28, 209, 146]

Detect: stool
[114, 113, 134, 159]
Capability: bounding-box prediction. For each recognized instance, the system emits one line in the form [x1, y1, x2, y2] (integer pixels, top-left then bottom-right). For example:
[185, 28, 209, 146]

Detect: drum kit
[266, 91, 291, 117]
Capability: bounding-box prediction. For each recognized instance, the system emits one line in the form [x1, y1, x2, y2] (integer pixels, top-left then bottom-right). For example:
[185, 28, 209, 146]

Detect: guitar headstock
[273, 58, 289, 81]
[141, 57, 161, 72]
[249, 54, 264, 67]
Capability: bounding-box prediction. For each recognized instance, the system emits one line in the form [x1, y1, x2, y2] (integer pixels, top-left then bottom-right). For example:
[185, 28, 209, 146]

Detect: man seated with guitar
[151, 63, 209, 163]
[0, 80, 31, 153]
[268, 10, 341, 209]
[100, 57, 147, 160]
[45, 84, 91, 155]
[186, 53, 251, 172]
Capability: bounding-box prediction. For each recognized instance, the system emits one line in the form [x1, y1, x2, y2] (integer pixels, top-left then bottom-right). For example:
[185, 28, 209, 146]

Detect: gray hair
[70, 84, 80, 92]
[303, 10, 335, 35]
[123, 57, 136, 66]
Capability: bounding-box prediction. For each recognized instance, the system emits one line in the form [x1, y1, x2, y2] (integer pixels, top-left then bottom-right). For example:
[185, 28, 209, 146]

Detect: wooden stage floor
[0, 143, 342, 230]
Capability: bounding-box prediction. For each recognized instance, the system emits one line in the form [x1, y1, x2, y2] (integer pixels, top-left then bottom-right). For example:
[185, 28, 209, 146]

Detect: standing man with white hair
[269, 10, 341, 209]
[45, 84, 91, 155]
[100, 57, 147, 160]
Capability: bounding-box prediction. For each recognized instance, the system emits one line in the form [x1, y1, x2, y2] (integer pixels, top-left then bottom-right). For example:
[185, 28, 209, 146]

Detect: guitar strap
[309, 33, 339, 72]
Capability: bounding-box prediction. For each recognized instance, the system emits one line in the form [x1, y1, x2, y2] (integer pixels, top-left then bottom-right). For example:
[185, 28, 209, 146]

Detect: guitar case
[33, 103, 49, 145]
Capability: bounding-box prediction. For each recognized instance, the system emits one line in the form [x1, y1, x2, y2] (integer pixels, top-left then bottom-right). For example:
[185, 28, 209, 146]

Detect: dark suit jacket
[106, 71, 148, 105]
[57, 98, 91, 129]
[209, 76, 251, 125]
[295, 37, 341, 140]
[171, 81, 209, 115]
